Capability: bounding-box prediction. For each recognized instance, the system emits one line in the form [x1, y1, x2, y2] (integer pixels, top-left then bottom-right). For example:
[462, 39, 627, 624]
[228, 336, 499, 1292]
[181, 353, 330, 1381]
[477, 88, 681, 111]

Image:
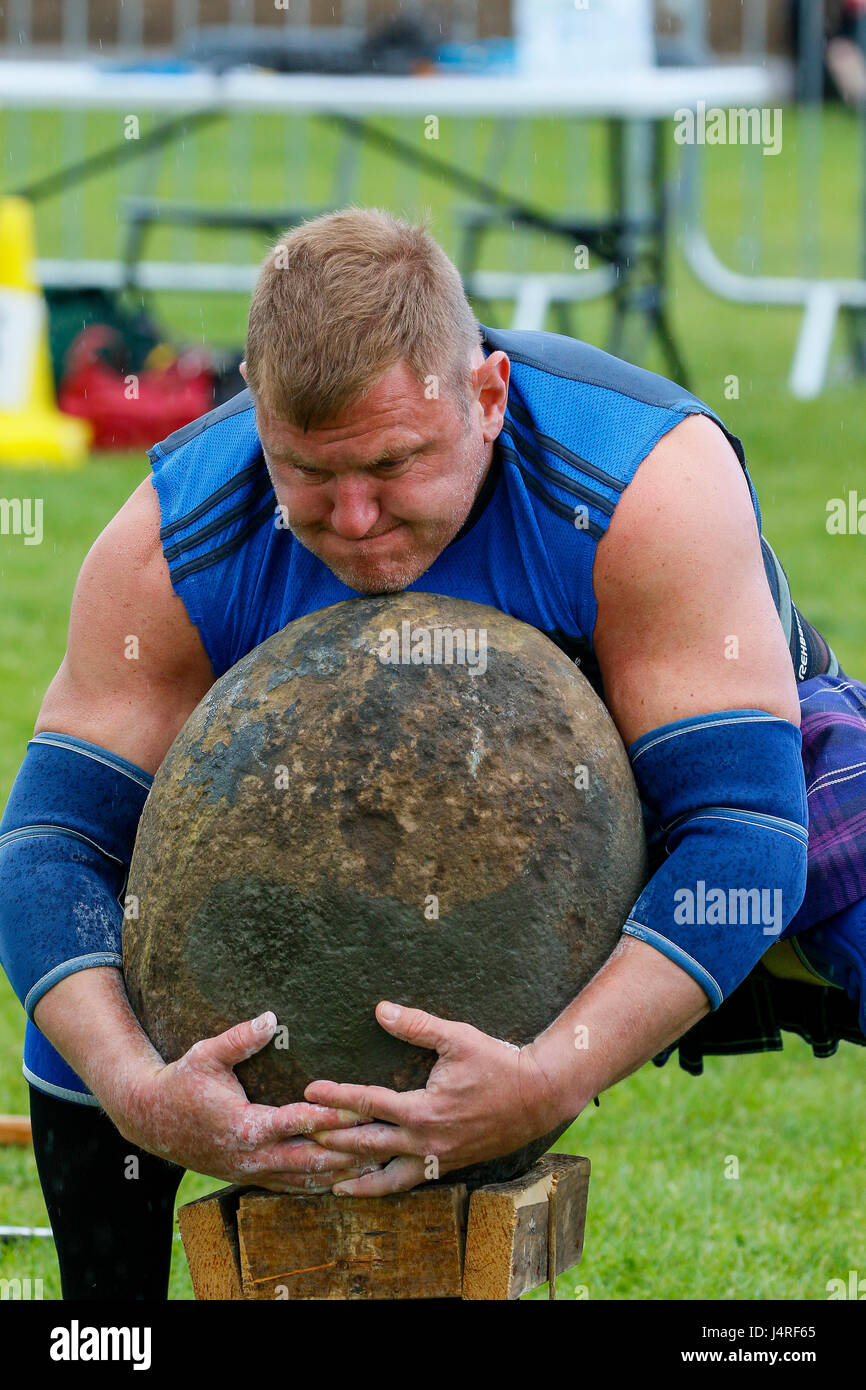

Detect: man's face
[250, 350, 509, 594]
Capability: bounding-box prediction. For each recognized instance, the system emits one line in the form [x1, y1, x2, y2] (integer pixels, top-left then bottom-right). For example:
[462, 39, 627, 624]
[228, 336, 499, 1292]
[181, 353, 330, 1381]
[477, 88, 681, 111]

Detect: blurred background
[1, 0, 866, 1301]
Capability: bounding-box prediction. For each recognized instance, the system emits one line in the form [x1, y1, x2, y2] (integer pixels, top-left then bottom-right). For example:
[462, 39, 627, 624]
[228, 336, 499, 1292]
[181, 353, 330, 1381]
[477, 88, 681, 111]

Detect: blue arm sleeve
[621, 709, 809, 1009]
[0, 732, 152, 1018]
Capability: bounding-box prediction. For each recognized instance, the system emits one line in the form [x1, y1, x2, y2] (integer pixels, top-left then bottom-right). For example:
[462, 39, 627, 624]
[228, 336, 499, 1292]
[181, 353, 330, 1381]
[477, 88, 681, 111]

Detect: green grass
[529, 1042, 866, 1300]
[1, 104, 865, 1300]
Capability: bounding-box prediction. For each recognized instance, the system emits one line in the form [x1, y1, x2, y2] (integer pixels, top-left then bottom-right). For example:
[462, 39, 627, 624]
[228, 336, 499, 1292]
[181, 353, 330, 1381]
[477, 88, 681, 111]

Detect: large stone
[124, 593, 647, 1187]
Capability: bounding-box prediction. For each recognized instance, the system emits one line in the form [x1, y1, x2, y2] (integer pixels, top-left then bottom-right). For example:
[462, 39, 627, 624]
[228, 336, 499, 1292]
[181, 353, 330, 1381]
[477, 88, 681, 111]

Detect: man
[2, 208, 864, 1299]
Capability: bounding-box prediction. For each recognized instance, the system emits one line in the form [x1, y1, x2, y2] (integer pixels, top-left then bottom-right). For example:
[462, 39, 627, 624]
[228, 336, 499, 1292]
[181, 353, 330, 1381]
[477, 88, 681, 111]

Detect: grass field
[1, 104, 865, 1300]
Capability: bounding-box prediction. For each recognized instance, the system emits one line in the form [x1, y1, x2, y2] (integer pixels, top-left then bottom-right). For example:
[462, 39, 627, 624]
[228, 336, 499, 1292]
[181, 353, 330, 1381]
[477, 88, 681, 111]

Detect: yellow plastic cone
[0, 196, 91, 468]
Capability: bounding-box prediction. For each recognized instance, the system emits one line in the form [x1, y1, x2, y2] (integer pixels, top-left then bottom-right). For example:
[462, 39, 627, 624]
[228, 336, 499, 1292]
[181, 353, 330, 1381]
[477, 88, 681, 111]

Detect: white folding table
[0, 58, 792, 383]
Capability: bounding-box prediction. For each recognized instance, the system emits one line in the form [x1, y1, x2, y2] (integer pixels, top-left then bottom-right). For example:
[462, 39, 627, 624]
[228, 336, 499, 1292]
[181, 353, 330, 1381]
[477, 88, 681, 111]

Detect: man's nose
[328, 477, 382, 539]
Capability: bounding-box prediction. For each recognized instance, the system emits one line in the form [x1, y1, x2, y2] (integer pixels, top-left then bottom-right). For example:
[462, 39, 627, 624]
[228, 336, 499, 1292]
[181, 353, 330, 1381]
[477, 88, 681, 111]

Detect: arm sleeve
[0, 732, 152, 1018]
[620, 709, 809, 1009]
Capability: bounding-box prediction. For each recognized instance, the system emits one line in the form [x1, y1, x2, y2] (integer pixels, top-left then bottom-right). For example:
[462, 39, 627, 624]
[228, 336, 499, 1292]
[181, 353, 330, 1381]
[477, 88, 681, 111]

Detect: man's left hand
[303, 1001, 563, 1195]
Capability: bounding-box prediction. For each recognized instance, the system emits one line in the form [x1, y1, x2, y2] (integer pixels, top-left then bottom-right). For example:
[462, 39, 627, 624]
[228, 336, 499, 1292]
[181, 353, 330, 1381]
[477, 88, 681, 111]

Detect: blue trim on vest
[160, 459, 263, 540]
[163, 472, 273, 561]
[149, 386, 255, 463]
[481, 325, 736, 423]
[500, 420, 617, 517]
[505, 393, 627, 493]
[168, 492, 277, 584]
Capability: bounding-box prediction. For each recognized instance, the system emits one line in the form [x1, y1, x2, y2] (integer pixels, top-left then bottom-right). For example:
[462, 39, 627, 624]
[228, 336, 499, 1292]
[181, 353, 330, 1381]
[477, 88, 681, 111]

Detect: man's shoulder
[480, 325, 705, 416]
[482, 326, 747, 512]
[148, 386, 256, 463]
[146, 387, 275, 597]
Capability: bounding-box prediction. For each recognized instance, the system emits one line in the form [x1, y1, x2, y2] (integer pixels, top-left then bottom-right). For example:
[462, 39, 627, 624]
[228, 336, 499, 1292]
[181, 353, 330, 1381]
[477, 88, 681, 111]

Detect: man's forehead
[260, 411, 432, 464]
[257, 362, 450, 464]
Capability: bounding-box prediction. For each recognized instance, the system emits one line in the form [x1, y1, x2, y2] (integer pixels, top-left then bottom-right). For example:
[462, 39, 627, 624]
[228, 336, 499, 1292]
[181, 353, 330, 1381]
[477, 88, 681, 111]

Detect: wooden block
[178, 1186, 245, 1300]
[461, 1153, 590, 1301]
[178, 1157, 591, 1301]
[0, 1115, 31, 1146]
[237, 1185, 468, 1300]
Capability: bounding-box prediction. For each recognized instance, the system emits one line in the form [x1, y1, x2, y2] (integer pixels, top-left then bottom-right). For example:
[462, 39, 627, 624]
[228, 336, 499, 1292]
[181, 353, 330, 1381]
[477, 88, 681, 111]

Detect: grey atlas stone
[124, 592, 648, 1189]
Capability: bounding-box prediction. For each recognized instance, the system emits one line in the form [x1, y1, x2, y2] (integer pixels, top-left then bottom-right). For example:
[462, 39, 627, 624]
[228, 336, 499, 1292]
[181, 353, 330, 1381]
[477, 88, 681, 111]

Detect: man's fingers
[332, 1156, 426, 1197]
[273, 1164, 384, 1192]
[307, 1121, 414, 1161]
[192, 1011, 278, 1070]
[241, 1162, 383, 1195]
[374, 1001, 460, 1054]
[246, 1102, 365, 1145]
[258, 1136, 376, 1174]
[303, 1080, 417, 1124]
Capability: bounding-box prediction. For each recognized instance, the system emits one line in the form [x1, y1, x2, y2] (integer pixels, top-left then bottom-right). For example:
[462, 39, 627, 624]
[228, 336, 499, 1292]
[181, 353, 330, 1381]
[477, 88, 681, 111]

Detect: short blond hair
[244, 207, 482, 431]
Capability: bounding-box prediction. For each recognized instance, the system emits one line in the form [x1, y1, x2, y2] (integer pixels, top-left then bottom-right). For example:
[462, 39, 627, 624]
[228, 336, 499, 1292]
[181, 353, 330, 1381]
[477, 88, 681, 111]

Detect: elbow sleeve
[621, 709, 809, 1009]
[0, 732, 152, 1018]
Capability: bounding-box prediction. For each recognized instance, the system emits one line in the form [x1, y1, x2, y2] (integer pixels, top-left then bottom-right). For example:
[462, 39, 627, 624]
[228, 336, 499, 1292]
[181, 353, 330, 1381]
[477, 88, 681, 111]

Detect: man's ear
[239, 360, 247, 382]
[474, 350, 509, 441]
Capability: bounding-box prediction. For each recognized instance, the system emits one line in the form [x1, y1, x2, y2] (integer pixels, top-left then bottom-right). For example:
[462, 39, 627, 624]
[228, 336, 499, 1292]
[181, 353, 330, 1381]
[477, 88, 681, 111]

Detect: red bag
[58, 325, 216, 451]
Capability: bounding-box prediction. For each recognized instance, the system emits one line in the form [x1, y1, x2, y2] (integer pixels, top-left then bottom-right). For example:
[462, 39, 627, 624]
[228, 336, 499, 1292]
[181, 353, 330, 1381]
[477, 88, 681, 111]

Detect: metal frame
[0, 59, 787, 391]
[681, 142, 866, 399]
[677, 0, 866, 397]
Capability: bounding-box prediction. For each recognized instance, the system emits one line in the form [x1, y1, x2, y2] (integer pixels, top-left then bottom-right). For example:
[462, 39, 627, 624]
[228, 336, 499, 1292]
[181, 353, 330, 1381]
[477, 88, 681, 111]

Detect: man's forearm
[529, 936, 710, 1126]
[32, 967, 164, 1119]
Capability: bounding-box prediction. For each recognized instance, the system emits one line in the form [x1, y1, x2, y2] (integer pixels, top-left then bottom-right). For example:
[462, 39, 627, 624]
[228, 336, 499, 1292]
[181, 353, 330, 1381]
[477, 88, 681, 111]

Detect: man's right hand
[34, 968, 376, 1191]
[113, 1011, 376, 1193]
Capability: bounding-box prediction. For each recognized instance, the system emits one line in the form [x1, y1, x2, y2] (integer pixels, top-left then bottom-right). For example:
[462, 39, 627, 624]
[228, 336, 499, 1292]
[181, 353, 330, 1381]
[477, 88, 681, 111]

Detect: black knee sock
[28, 1083, 185, 1301]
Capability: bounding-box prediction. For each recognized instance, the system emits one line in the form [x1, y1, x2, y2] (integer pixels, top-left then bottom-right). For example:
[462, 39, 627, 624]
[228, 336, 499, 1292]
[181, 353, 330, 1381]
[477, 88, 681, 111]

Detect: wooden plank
[177, 1186, 245, 1300]
[237, 1185, 468, 1300]
[179, 1160, 591, 1302]
[548, 1155, 592, 1290]
[0, 1115, 31, 1146]
[462, 1153, 590, 1300]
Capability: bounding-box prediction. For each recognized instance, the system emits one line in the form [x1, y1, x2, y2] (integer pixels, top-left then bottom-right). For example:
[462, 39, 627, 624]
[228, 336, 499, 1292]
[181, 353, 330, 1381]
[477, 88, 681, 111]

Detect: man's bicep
[35, 477, 214, 773]
[591, 413, 799, 748]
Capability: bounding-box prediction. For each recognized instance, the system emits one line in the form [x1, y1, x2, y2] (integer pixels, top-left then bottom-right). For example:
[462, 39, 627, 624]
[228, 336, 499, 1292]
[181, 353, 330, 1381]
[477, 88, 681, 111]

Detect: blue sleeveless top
[149, 325, 835, 699]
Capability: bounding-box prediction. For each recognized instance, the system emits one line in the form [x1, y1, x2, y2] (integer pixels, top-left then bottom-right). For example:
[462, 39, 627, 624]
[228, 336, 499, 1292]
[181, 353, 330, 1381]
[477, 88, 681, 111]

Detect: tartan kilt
[657, 964, 865, 1076]
[657, 669, 866, 1074]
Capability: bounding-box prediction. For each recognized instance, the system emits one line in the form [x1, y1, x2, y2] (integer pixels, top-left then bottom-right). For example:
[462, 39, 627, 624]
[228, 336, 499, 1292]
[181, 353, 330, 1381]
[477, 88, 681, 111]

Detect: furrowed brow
[270, 440, 431, 471]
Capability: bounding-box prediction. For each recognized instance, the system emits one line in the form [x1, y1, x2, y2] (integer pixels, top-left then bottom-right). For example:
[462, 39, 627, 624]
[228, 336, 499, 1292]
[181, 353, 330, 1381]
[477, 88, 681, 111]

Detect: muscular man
[2, 209, 864, 1298]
